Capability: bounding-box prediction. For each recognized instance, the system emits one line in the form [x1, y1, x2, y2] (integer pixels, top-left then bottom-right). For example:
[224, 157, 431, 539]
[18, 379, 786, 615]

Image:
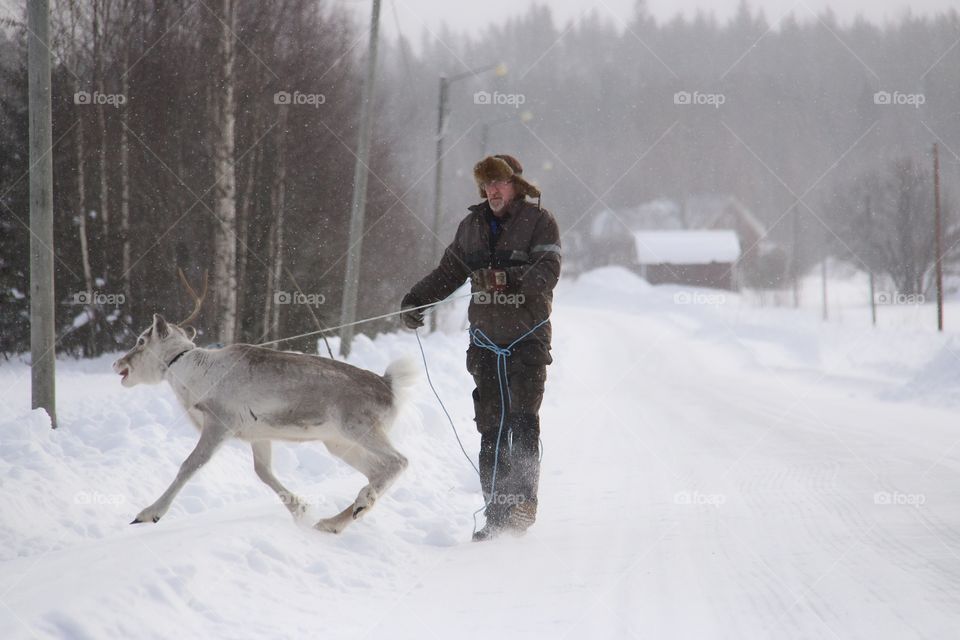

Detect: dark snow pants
[467, 338, 551, 525]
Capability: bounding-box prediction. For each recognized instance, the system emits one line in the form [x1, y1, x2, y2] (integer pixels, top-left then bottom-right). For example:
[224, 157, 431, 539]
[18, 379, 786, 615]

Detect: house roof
[685, 195, 768, 237]
[634, 230, 741, 265]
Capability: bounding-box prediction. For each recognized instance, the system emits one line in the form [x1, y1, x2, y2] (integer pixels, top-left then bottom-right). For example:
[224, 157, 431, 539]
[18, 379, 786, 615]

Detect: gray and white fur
[113, 314, 415, 533]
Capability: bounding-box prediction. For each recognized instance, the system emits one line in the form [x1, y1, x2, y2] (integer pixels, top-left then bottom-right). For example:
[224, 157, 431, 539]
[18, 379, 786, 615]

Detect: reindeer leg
[132, 418, 230, 524]
[252, 440, 308, 519]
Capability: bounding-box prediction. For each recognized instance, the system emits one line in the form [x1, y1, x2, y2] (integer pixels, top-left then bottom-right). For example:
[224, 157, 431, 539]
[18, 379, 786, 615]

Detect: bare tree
[263, 104, 288, 343]
[830, 156, 958, 295]
[117, 0, 132, 311]
[209, 0, 238, 344]
[61, 0, 97, 354]
[93, 0, 113, 283]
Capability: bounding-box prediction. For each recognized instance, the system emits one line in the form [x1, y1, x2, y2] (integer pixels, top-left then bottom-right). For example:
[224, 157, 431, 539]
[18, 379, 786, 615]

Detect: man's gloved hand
[400, 293, 425, 330]
[471, 268, 508, 293]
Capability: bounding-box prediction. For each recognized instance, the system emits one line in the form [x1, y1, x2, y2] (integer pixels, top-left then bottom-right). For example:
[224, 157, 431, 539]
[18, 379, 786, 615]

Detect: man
[400, 154, 561, 541]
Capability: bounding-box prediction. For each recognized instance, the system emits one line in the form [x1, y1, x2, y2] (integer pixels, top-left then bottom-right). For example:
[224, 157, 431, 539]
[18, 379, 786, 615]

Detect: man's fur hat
[473, 154, 541, 200]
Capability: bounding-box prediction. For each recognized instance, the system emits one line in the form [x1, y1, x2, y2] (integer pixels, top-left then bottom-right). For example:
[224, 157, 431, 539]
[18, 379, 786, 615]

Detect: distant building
[635, 230, 741, 290]
[572, 195, 787, 289]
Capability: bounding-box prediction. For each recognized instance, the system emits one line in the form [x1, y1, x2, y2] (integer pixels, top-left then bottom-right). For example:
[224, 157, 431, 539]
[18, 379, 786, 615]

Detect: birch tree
[209, 0, 238, 344]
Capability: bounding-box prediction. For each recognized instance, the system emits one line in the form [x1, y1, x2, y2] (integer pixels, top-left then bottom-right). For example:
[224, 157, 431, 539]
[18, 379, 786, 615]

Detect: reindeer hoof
[287, 500, 309, 520]
[352, 505, 367, 519]
[131, 514, 161, 525]
[314, 519, 342, 534]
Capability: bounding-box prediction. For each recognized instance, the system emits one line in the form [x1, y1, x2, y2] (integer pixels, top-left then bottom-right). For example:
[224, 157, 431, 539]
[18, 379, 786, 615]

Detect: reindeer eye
[137, 337, 145, 346]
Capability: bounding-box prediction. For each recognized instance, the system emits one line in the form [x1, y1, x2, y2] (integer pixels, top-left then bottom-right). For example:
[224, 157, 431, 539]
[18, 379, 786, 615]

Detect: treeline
[3, 1, 960, 358]
[0, 0, 422, 357]
[389, 1, 960, 295]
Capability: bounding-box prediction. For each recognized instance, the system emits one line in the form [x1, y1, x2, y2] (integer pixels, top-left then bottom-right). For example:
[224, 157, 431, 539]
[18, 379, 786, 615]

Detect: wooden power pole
[339, 0, 382, 357]
[933, 143, 944, 332]
[28, 0, 57, 427]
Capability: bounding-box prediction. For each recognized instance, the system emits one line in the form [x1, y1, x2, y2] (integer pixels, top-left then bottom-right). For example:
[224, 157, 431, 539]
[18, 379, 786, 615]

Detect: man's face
[484, 179, 517, 215]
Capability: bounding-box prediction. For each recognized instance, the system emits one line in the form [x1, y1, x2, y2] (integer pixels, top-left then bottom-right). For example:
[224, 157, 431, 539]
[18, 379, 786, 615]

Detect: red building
[634, 230, 742, 290]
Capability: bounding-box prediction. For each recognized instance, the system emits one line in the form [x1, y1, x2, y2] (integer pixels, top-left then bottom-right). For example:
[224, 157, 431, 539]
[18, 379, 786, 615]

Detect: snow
[635, 230, 742, 265]
[70, 310, 91, 329]
[2, 266, 960, 638]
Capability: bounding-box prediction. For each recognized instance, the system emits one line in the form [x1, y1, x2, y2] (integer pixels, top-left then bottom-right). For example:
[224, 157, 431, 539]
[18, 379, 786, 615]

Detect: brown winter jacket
[409, 197, 561, 348]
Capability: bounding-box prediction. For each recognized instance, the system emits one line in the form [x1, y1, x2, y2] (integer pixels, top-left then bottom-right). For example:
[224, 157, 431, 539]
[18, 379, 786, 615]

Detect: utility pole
[821, 254, 828, 321]
[431, 75, 449, 269]
[866, 194, 876, 327]
[791, 206, 800, 308]
[339, 0, 382, 357]
[29, 0, 57, 428]
[934, 143, 944, 332]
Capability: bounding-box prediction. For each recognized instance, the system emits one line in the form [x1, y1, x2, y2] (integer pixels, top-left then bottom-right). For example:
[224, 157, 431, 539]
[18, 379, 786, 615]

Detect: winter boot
[472, 520, 504, 542]
[506, 498, 538, 533]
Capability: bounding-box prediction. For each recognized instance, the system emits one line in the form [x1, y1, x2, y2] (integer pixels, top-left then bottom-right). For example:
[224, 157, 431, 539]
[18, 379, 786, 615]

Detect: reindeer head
[113, 314, 196, 387]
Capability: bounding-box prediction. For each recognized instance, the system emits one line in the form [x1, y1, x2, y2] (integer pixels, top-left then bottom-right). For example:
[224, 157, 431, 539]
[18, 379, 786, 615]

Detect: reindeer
[112, 271, 414, 533]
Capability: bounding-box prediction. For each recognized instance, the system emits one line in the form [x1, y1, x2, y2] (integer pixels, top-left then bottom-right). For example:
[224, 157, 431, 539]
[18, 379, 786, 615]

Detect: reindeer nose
[112, 359, 123, 373]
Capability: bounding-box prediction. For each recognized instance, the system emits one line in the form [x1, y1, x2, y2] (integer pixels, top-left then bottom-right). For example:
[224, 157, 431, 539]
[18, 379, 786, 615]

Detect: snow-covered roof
[634, 230, 741, 265]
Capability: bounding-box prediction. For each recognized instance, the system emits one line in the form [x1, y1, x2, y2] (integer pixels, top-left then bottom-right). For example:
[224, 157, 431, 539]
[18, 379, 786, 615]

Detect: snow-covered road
[2, 268, 959, 639]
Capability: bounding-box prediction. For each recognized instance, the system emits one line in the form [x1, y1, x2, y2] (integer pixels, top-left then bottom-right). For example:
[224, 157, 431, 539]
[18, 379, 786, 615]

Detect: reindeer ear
[153, 314, 169, 338]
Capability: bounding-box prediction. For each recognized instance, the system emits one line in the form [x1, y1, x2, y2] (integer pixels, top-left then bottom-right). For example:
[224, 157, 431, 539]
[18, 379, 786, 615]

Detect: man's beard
[489, 196, 506, 212]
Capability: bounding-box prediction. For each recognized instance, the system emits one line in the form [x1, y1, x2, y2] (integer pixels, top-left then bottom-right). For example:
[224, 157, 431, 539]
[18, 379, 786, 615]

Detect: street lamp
[429, 62, 507, 332]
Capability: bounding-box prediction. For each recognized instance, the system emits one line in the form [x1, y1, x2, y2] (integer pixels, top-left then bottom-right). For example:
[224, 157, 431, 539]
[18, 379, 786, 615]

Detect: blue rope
[469, 319, 549, 511]
[414, 329, 479, 477]
[414, 318, 549, 535]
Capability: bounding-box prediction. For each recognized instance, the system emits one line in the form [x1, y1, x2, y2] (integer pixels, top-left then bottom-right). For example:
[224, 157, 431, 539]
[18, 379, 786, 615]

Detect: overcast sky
[342, 0, 958, 47]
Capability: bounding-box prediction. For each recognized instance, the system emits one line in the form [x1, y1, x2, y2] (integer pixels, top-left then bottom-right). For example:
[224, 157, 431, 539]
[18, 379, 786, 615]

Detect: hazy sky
[343, 0, 958, 46]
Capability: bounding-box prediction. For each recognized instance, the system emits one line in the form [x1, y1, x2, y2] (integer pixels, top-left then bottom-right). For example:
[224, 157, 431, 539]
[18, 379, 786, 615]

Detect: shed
[634, 230, 741, 290]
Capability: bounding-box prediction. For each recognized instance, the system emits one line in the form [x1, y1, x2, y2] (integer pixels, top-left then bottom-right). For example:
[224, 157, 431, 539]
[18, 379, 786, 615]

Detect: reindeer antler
[177, 268, 208, 326]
